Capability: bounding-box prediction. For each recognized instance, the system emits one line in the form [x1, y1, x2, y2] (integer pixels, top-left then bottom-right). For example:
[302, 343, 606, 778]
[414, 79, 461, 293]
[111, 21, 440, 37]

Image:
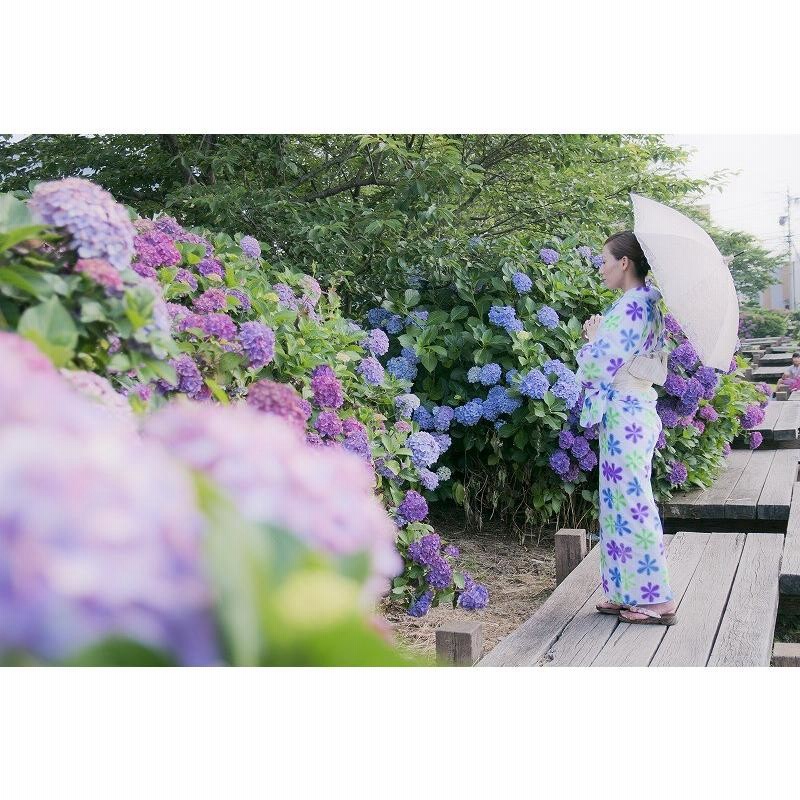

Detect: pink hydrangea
[73, 258, 124, 292]
[133, 229, 181, 270]
[246, 379, 312, 431]
[59, 369, 137, 432]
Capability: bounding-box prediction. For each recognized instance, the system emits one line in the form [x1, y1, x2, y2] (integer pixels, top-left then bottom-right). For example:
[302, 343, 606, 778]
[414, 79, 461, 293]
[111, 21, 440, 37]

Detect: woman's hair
[604, 230, 650, 281]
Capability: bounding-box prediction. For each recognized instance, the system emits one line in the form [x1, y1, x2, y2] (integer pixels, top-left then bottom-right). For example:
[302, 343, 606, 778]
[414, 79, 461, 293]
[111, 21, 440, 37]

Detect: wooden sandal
[618, 606, 677, 626]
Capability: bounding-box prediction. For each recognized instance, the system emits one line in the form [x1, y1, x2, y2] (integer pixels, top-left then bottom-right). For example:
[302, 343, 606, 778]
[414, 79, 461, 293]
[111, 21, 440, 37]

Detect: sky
[663, 134, 800, 259]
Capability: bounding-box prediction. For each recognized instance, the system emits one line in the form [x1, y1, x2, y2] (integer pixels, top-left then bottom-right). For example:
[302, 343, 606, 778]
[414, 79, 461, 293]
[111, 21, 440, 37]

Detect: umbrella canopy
[631, 192, 739, 372]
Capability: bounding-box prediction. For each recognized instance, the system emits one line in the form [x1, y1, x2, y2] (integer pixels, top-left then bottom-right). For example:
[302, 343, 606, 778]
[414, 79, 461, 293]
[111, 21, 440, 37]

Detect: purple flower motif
[29, 177, 136, 271]
[618, 543, 633, 564]
[238, 321, 275, 369]
[606, 540, 621, 561]
[640, 582, 660, 602]
[602, 460, 623, 484]
[624, 423, 644, 443]
[626, 300, 644, 322]
[630, 503, 650, 523]
[398, 490, 428, 523]
[239, 235, 261, 260]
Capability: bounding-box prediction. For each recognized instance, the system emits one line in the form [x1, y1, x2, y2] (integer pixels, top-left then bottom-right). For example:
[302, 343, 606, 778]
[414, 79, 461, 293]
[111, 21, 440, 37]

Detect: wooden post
[773, 642, 800, 666]
[436, 620, 483, 666]
[555, 528, 588, 586]
[744, 366, 752, 379]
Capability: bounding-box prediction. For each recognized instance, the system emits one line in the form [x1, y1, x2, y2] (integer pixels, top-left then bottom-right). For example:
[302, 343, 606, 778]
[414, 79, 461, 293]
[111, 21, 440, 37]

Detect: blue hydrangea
[481, 393, 502, 421]
[512, 271, 533, 294]
[408, 432, 440, 468]
[357, 356, 385, 386]
[427, 555, 452, 589]
[401, 347, 419, 365]
[542, 359, 572, 379]
[479, 363, 502, 386]
[486, 385, 522, 415]
[467, 366, 482, 383]
[367, 307, 389, 327]
[577, 245, 592, 260]
[458, 573, 489, 610]
[412, 405, 435, 430]
[405, 310, 429, 328]
[408, 590, 434, 617]
[505, 368, 519, 384]
[432, 405, 455, 431]
[387, 356, 418, 382]
[591, 255, 603, 268]
[395, 393, 421, 418]
[551, 377, 581, 409]
[384, 314, 404, 334]
[540, 248, 560, 265]
[519, 369, 548, 399]
[418, 468, 440, 491]
[549, 449, 571, 477]
[454, 399, 484, 426]
[488, 305, 523, 333]
[436, 466, 452, 481]
[431, 433, 451, 454]
[467, 235, 484, 251]
[537, 306, 560, 329]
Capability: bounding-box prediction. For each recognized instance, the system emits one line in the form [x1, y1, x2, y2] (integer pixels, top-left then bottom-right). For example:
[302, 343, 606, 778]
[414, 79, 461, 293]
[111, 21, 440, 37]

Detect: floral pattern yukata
[574, 283, 674, 608]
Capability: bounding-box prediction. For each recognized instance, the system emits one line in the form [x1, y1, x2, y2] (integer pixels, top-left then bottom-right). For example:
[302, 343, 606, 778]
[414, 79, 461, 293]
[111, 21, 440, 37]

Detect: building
[759, 255, 794, 311]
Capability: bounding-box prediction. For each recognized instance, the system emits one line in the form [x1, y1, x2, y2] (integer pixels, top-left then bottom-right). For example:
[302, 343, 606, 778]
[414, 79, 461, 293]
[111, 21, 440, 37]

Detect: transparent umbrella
[631, 192, 739, 371]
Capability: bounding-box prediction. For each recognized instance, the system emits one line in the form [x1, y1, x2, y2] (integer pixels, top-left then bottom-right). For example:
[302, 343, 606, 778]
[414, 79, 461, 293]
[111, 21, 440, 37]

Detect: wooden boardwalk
[732, 400, 800, 446]
[478, 531, 782, 667]
[660, 448, 798, 532]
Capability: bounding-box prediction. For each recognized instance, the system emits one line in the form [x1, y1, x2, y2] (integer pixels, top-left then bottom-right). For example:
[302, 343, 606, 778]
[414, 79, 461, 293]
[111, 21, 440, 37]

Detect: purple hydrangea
[695, 366, 719, 391]
[133, 229, 182, 270]
[512, 271, 532, 294]
[664, 313, 683, 336]
[579, 451, 598, 471]
[698, 405, 719, 422]
[175, 231, 214, 256]
[153, 215, 184, 237]
[519, 369, 548, 400]
[479, 363, 502, 386]
[395, 393, 420, 418]
[362, 328, 390, 356]
[407, 533, 441, 566]
[431, 434, 451, 454]
[175, 268, 198, 291]
[247, 379, 312, 431]
[311, 368, 344, 409]
[387, 356, 418, 382]
[741, 404, 765, 430]
[394, 420, 412, 433]
[342, 430, 372, 463]
[398, 490, 428, 523]
[132, 261, 157, 279]
[454, 399, 484, 426]
[29, 178, 136, 271]
[408, 432, 440, 468]
[488, 305, 523, 333]
[299, 275, 322, 305]
[408, 590, 434, 617]
[692, 419, 706, 434]
[551, 377, 580, 408]
[418, 468, 440, 491]
[668, 461, 688, 486]
[537, 305, 560, 329]
[315, 411, 344, 438]
[577, 245, 592, 259]
[238, 321, 275, 369]
[486, 386, 521, 415]
[433, 405, 455, 431]
[193, 287, 229, 313]
[239, 235, 261, 260]
[559, 430, 575, 450]
[564, 464, 581, 483]
[228, 288, 251, 312]
[357, 356, 385, 386]
[723, 441, 732, 456]
[570, 436, 590, 459]
[179, 312, 238, 341]
[656, 430, 667, 450]
[197, 257, 224, 279]
[549, 449, 571, 477]
[169, 354, 204, 399]
[401, 347, 419, 365]
[74, 258, 124, 292]
[591, 255, 603, 268]
[539, 247, 560, 265]
[657, 402, 680, 428]
[458, 573, 489, 610]
[669, 341, 699, 371]
[342, 418, 367, 437]
[664, 373, 687, 397]
[427, 554, 452, 589]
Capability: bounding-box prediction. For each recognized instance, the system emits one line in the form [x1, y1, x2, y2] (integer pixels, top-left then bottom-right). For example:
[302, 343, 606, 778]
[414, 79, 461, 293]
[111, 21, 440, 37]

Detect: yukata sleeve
[574, 293, 652, 428]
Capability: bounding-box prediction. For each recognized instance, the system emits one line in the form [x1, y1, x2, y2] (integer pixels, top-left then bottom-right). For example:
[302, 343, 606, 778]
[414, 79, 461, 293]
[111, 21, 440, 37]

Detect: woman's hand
[583, 314, 603, 342]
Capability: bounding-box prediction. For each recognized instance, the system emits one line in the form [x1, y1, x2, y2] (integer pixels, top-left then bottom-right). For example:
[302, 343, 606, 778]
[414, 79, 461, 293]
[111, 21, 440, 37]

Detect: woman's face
[598, 244, 628, 290]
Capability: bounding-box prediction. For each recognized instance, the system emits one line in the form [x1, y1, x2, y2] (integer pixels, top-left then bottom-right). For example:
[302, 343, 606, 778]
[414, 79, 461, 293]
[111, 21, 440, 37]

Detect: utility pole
[779, 188, 800, 309]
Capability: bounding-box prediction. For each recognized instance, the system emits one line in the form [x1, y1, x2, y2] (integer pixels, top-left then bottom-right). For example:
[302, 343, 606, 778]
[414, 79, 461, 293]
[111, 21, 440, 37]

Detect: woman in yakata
[574, 231, 677, 626]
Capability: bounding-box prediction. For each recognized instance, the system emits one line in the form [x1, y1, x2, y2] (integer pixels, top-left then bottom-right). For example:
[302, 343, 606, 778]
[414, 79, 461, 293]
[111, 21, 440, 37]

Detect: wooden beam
[555, 528, 587, 585]
[436, 620, 483, 666]
[772, 642, 800, 666]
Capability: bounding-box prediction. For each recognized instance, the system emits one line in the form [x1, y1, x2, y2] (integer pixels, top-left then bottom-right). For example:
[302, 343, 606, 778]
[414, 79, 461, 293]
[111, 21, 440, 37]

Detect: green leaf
[0, 192, 38, 232]
[17, 296, 78, 367]
[404, 289, 420, 307]
[205, 377, 230, 404]
[0, 265, 56, 299]
[64, 638, 176, 667]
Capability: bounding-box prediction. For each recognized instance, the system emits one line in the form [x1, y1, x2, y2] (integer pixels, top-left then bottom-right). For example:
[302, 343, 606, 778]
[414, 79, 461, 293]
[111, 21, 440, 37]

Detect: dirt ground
[379, 506, 558, 661]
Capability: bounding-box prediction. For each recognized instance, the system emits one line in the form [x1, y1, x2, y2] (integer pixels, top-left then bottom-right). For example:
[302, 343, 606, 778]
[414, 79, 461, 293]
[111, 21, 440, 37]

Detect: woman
[574, 231, 677, 625]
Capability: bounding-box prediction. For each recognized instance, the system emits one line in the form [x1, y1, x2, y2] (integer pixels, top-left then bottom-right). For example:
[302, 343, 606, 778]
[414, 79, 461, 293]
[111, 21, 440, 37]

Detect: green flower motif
[600, 549, 608, 570]
[622, 568, 636, 593]
[605, 406, 622, 428]
[612, 488, 627, 511]
[611, 589, 624, 605]
[604, 312, 621, 330]
[635, 528, 656, 549]
[602, 515, 616, 537]
[582, 362, 602, 380]
[625, 450, 646, 472]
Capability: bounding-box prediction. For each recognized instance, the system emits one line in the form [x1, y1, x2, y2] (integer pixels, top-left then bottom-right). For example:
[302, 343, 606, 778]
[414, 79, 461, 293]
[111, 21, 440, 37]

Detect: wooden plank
[707, 533, 783, 666]
[540, 535, 677, 667]
[649, 533, 745, 667]
[759, 353, 795, 364]
[790, 391, 800, 402]
[477, 542, 603, 667]
[773, 642, 800, 666]
[774, 401, 800, 440]
[590, 532, 710, 667]
[757, 448, 797, 519]
[779, 483, 800, 596]
[725, 449, 776, 519]
[752, 366, 789, 380]
[753, 402, 781, 439]
[662, 450, 750, 519]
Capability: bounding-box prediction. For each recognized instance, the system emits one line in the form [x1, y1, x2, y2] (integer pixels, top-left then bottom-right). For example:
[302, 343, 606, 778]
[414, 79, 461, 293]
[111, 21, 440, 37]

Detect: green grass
[774, 612, 800, 643]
